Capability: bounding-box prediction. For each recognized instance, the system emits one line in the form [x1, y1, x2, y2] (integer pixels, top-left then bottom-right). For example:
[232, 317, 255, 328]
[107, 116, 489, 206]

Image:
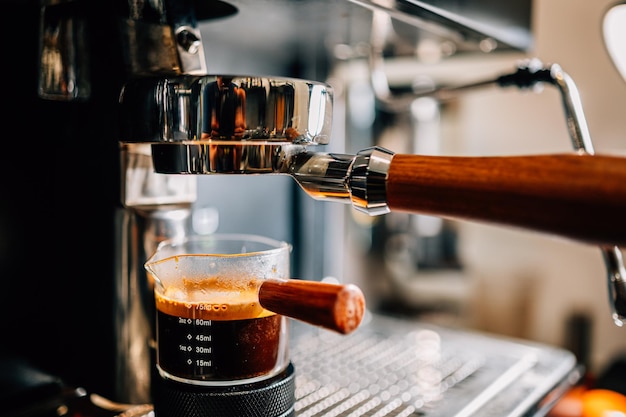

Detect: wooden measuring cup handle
[258, 280, 365, 334]
[386, 153, 626, 246]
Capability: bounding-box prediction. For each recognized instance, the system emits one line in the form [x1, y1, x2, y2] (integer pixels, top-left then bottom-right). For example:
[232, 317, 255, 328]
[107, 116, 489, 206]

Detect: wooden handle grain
[258, 280, 365, 334]
[387, 153, 626, 246]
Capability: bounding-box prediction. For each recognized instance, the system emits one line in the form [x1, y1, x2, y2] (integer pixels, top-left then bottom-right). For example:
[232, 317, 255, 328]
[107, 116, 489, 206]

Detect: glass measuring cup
[144, 234, 291, 386]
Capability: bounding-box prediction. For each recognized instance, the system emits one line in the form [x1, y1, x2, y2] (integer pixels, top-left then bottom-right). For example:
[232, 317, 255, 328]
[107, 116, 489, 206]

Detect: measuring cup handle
[258, 280, 365, 334]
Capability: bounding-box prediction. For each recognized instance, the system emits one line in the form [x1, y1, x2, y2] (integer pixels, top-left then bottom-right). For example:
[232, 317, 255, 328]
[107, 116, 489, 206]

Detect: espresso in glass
[145, 234, 291, 386]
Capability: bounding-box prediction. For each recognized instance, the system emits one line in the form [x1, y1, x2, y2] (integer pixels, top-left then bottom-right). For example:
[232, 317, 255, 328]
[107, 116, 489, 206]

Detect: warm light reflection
[308, 84, 327, 138]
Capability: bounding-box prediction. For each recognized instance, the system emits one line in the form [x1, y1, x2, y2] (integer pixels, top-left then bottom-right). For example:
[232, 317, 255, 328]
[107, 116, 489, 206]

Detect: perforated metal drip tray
[290, 313, 580, 417]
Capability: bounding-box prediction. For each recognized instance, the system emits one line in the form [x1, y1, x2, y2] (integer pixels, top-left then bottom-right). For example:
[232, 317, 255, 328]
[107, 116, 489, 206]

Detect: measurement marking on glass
[196, 346, 212, 354]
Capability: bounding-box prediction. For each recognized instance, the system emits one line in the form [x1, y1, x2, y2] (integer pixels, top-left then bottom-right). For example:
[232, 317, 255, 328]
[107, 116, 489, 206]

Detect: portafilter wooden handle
[386, 153, 626, 247]
[258, 279, 365, 334]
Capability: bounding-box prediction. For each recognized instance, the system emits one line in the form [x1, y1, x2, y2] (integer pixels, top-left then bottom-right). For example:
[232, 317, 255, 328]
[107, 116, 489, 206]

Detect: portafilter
[118, 73, 626, 322]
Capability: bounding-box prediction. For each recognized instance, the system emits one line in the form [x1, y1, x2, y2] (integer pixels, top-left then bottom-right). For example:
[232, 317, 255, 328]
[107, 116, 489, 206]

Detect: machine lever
[408, 59, 626, 326]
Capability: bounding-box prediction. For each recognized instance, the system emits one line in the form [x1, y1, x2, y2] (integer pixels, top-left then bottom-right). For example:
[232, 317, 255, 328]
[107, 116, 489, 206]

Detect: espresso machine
[3, 0, 626, 416]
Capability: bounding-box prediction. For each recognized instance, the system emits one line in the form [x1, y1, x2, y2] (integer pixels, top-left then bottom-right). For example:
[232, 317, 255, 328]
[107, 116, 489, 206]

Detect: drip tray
[290, 313, 580, 417]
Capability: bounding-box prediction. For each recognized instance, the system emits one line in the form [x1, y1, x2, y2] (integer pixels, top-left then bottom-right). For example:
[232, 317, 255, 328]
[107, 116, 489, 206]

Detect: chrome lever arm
[541, 61, 626, 327]
[491, 59, 625, 326]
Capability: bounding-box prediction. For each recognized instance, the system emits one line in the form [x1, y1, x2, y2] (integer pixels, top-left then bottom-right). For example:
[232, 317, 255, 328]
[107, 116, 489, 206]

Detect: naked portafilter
[119, 69, 626, 327]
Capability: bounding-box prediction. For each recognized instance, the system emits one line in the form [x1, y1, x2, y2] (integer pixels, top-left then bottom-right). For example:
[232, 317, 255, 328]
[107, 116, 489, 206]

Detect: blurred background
[426, 0, 626, 373]
[194, 0, 626, 377]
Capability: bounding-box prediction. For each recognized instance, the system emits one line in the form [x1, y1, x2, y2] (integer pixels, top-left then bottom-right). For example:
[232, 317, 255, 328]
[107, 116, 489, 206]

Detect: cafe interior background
[1, 0, 625, 414]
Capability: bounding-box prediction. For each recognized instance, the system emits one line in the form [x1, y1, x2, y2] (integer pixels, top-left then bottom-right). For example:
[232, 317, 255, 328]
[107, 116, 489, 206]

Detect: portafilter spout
[118, 74, 626, 249]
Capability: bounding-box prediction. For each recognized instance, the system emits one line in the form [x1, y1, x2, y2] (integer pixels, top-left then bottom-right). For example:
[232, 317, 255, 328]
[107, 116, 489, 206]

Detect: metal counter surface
[290, 313, 580, 417]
